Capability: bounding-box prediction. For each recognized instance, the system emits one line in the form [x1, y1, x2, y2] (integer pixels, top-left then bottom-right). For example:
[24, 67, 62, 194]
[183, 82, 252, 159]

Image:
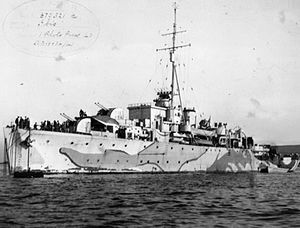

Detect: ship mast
[156, 2, 191, 123]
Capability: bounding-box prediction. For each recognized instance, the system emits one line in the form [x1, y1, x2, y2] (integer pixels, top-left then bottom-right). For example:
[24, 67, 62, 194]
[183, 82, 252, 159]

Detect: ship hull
[3, 128, 289, 174]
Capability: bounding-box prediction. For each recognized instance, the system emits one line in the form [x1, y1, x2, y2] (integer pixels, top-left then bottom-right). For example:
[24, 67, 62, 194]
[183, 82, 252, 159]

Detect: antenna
[156, 2, 191, 123]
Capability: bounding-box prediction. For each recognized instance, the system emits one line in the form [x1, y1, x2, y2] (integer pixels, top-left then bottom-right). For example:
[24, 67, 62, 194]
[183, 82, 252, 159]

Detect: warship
[3, 4, 299, 175]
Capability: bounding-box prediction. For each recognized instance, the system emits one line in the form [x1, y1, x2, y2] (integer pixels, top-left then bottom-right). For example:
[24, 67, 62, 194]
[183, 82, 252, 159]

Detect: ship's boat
[3, 4, 298, 175]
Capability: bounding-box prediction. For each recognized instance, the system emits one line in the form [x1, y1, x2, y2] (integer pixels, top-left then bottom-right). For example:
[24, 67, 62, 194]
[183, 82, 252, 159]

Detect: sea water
[0, 164, 299, 227]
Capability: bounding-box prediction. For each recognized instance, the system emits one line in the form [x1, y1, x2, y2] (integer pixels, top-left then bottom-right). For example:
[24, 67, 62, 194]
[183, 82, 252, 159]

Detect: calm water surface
[0, 165, 300, 227]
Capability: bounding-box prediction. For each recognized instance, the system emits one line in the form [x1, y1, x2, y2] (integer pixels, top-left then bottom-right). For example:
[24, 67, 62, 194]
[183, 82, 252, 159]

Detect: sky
[1, 0, 300, 162]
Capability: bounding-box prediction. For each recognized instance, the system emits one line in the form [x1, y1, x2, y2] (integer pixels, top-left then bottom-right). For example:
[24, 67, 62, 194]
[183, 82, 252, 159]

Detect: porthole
[171, 147, 173, 150]
[192, 148, 194, 151]
[182, 148, 184, 150]
[100, 143, 103, 146]
[112, 144, 115, 147]
[140, 160, 143, 163]
[97, 159, 100, 162]
[157, 161, 159, 164]
[87, 159, 89, 162]
[166, 161, 169, 164]
[178, 161, 180, 164]
[147, 160, 149, 163]
[126, 160, 128, 163]
[46, 140, 50, 143]
[86, 143, 89, 145]
[117, 160, 119, 163]
[125, 144, 127, 147]
[156, 146, 159, 149]
[70, 142, 74, 145]
[144, 145, 146, 148]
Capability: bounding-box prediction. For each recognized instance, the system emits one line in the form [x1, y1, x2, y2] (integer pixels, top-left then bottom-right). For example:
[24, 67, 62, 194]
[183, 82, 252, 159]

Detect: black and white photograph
[0, 0, 300, 227]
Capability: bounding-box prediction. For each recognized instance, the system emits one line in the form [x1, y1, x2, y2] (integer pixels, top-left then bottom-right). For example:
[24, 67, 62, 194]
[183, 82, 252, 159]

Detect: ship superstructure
[3, 4, 299, 174]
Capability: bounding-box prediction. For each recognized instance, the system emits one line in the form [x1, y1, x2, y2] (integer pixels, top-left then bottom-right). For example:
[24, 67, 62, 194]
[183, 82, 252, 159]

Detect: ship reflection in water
[0, 170, 299, 227]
